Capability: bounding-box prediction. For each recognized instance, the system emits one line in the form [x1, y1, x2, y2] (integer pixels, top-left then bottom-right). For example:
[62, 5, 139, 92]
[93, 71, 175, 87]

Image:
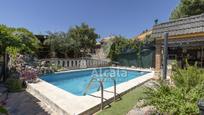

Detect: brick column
[155, 43, 162, 73]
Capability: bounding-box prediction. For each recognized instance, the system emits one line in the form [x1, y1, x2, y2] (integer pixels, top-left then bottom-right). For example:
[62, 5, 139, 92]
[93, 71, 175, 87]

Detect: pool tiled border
[26, 67, 154, 115]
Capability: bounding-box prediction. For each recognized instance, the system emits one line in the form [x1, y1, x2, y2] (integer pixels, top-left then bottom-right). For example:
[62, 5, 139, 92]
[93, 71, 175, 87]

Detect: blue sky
[0, 0, 179, 38]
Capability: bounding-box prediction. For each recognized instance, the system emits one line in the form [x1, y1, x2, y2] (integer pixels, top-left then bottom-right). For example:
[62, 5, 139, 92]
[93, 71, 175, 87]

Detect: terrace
[1, 1, 204, 115]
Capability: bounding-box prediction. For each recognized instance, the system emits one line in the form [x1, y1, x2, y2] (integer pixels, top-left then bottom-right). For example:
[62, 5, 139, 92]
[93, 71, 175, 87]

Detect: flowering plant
[20, 68, 38, 81]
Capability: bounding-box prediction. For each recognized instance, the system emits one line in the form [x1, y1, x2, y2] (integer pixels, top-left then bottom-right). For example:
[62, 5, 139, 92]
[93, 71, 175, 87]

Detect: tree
[44, 23, 99, 58]
[170, 0, 204, 20]
[59, 32, 79, 58]
[44, 31, 80, 58]
[13, 28, 40, 54]
[68, 23, 99, 57]
[108, 36, 129, 61]
[0, 25, 21, 81]
[0, 25, 40, 81]
[44, 32, 65, 58]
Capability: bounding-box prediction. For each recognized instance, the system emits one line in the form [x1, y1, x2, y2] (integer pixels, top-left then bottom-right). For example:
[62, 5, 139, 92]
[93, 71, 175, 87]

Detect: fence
[40, 58, 110, 69]
[116, 48, 155, 68]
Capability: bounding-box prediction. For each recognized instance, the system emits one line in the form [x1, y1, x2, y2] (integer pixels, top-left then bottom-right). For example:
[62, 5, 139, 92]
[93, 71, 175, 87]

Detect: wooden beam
[156, 32, 204, 41]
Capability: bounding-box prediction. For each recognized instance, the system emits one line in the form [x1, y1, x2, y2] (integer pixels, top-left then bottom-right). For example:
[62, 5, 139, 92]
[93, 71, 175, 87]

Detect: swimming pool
[41, 67, 148, 96]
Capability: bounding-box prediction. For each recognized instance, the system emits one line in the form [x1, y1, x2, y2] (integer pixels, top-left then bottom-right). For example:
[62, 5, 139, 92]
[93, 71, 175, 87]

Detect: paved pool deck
[5, 91, 52, 115]
[26, 67, 154, 115]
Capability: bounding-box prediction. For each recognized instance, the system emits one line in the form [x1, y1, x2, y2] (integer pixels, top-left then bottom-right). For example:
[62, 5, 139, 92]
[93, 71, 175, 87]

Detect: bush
[5, 78, 23, 92]
[0, 106, 8, 115]
[144, 64, 204, 114]
[172, 63, 204, 91]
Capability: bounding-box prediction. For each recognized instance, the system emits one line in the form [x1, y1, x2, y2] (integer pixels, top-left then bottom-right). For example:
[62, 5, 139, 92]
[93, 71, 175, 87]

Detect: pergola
[151, 13, 204, 73]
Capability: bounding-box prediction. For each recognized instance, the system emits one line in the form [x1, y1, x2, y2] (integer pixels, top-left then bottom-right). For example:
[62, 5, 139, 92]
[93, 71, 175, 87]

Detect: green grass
[97, 86, 145, 115]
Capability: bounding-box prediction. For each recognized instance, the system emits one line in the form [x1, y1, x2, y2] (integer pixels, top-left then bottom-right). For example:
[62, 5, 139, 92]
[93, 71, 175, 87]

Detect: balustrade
[41, 58, 109, 69]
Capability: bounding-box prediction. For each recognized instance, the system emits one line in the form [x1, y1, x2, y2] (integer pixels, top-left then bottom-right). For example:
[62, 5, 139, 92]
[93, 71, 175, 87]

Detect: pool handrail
[84, 75, 118, 103]
[83, 77, 96, 96]
[96, 76, 117, 102]
[83, 77, 104, 110]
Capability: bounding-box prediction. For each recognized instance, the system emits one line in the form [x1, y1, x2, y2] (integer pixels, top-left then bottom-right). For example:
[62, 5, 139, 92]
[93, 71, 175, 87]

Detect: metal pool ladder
[83, 76, 118, 110]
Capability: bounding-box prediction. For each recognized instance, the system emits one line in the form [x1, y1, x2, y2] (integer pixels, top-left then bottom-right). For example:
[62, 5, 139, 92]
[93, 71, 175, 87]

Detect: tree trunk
[51, 51, 56, 58]
[3, 52, 8, 82]
[64, 53, 68, 58]
[1, 47, 8, 82]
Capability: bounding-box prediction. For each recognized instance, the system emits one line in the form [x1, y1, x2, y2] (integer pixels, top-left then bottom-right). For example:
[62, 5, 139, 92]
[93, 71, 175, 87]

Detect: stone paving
[0, 84, 8, 104]
[127, 106, 155, 115]
[4, 91, 54, 115]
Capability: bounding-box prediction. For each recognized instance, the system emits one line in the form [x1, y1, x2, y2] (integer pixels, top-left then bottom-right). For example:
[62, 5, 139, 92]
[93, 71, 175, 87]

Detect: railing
[40, 58, 110, 69]
[110, 77, 117, 102]
[83, 76, 118, 110]
[96, 77, 117, 102]
[83, 77, 104, 110]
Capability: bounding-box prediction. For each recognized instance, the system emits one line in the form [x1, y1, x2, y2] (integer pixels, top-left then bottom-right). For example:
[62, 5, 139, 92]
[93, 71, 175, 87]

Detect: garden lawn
[97, 86, 145, 115]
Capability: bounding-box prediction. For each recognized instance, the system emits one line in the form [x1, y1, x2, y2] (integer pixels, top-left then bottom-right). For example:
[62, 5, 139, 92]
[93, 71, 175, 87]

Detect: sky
[0, 0, 179, 39]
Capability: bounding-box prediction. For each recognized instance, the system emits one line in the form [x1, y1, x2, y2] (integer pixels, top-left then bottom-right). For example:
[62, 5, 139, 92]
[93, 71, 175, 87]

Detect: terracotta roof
[151, 13, 204, 39]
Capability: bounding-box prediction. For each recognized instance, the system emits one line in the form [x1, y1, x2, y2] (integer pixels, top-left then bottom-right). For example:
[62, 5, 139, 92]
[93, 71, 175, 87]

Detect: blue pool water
[41, 68, 148, 96]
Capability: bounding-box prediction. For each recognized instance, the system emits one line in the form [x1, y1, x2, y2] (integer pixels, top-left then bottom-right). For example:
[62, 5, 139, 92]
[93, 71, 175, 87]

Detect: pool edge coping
[26, 67, 154, 115]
